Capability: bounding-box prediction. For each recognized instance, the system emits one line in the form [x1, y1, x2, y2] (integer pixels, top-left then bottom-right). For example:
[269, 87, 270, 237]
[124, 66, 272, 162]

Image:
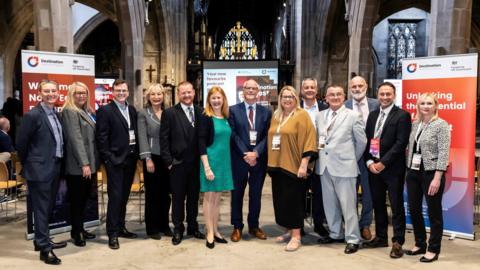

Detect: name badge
[129, 130, 136, 145]
[318, 135, 326, 150]
[272, 133, 281, 151]
[249, 130, 257, 146]
[369, 138, 380, 158]
[411, 153, 422, 170]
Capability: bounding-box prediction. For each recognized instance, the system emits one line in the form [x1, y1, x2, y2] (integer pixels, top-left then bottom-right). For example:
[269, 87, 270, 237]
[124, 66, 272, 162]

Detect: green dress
[200, 117, 234, 192]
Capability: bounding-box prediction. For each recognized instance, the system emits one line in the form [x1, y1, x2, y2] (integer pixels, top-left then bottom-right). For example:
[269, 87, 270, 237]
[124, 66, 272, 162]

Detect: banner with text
[402, 53, 478, 239]
[21, 50, 99, 239]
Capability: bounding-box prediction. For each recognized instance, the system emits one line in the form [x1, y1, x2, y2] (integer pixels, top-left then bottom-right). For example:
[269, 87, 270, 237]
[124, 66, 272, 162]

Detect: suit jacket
[300, 99, 329, 111]
[137, 106, 161, 159]
[345, 97, 379, 114]
[0, 130, 14, 152]
[406, 118, 451, 171]
[363, 105, 411, 178]
[315, 106, 367, 177]
[96, 102, 139, 166]
[16, 103, 62, 182]
[62, 107, 99, 175]
[160, 103, 203, 166]
[228, 102, 271, 179]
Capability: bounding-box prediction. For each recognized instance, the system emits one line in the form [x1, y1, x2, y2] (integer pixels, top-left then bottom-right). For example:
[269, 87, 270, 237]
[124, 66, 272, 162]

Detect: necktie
[50, 112, 63, 156]
[188, 107, 195, 127]
[374, 111, 385, 138]
[248, 106, 254, 130]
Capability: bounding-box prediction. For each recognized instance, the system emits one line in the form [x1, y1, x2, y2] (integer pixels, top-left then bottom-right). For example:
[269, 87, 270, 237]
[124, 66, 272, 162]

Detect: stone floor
[1, 177, 480, 270]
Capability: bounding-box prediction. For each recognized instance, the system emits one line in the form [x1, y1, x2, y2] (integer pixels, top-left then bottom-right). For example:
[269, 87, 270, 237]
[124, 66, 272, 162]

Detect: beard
[352, 92, 366, 101]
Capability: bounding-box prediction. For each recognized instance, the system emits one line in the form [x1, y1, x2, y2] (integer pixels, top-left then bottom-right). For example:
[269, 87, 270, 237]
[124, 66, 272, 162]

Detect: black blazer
[96, 102, 139, 166]
[363, 105, 411, 177]
[160, 103, 203, 166]
[16, 104, 62, 182]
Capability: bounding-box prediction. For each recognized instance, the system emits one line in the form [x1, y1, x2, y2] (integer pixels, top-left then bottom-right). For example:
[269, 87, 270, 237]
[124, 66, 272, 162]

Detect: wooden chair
[96, 164, 108, 221]
[0, 162, 21, 217]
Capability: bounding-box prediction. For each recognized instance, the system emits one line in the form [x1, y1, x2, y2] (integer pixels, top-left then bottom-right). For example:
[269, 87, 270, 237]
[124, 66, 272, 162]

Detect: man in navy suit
[96, 79, 139, 250]
[345, 76, 379, 241]
[228, 79, 271, 242]
[299, 78, 329, 238]
[17, 80, 66, 265]
[0, 116, 14, 162]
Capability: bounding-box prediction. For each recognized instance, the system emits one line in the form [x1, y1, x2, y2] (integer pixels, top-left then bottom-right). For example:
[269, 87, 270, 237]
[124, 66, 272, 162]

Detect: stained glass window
[387, 22, 417, 79]
[218, 22, 258, 60]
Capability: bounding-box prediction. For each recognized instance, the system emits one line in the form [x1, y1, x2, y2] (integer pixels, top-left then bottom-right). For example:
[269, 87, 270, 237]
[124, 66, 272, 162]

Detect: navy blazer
[96, 102, 139, 166]
[0, 131, 14, 152]
[228, 102, 271, 179]
[16, 103, 62, 182]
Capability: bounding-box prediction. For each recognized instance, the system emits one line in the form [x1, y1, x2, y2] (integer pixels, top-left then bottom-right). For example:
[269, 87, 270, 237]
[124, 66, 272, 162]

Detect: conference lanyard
[276, 111, 294, 133]
[414, 121, 429, 153]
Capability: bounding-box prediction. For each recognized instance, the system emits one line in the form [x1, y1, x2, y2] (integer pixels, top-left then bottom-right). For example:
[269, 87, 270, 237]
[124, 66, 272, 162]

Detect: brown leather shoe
[249, 228, 267, 240]
[390, 242, 404, 259]
[361, 227, 372, 240]
[230, 229, 242, 242]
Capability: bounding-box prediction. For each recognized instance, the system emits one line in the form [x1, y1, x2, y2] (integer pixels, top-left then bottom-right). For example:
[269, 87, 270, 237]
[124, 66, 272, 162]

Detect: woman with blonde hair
[62, 81, 99, 246]
[198, 86, 234, 248]
[405, 93, 451, 262]
[138, 83, 172, 239]
[267, 85, 317, 251]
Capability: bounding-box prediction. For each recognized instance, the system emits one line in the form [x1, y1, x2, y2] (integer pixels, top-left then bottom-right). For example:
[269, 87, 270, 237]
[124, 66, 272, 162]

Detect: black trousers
[271, 170, 305, 229]
[406, 168, 445, 254]
[105, 154, 137, 237]
[369, 171, 406, 244]
[143, 154, 171, 235]
[27, 160, 61, 252]
[66, 174, 96, 236]
[169, 160, 200, 233]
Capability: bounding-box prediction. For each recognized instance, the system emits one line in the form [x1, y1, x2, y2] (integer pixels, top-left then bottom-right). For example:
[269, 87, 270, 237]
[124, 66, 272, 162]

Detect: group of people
[17, 75, 450, 265]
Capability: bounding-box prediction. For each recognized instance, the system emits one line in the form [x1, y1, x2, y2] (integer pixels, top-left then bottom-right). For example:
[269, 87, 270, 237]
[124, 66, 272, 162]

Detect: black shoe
[314, 224, 329, 237]
[317, 236, 345, 244]
[34, 239, 67, 251]
[40, 250, 61, 265]
[172, 232, 183, 245]
[363, 237, 389, 248]
[300, 227, 306, 236]
[71, 234, 86, 247]
[206, 239, 215, 249]
[118, 228, 137, 239]
[344, 243, 359, 254]
[148, 233, 162, 240]
[404, 246, 427, 256]
[214, 236, 228, 244]
[420, 253, 439, 263]
[82, 230, 96, 240]
[162, 228, 174, 237]
[108, 237, 119, 250]
[187, 230, 205, 239]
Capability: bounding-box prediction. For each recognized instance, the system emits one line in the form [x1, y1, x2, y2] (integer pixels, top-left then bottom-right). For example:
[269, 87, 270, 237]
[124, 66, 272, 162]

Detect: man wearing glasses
[96, 79, 139, 250]
[228, 79, 272, 242]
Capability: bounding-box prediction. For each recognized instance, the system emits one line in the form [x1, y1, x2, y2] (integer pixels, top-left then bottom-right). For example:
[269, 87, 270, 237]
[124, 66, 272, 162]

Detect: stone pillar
[115, 0, 146, 108]
[159, 0, 188, 90]
[429, 0, 472, 55]
[33, 0, 74, 53]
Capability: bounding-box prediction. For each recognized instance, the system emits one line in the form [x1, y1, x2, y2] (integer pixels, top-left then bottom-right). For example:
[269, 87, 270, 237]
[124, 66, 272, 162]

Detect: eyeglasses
[244, 87, 258, 90]
[74, 92, 87, 96]
[113, 89, 128, 93]
[281, 95, 295, 100]
[326, 93, 344, 97]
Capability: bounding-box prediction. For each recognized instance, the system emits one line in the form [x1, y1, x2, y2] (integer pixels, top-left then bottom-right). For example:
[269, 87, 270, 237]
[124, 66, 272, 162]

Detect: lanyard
[414, 121, 429, 152]
[276, 111, 294, 133]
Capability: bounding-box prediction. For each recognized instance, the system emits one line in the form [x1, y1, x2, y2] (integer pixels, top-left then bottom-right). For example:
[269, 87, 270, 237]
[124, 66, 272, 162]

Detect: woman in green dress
[199, 86, 234, 249]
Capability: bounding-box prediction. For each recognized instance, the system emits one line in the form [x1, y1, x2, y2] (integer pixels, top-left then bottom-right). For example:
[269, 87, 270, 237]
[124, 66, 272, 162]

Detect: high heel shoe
[214, 236, 228, 244]
[404, 246, 427, 256]
[420, 253, 439, 263]
[206, 239, 215, 249]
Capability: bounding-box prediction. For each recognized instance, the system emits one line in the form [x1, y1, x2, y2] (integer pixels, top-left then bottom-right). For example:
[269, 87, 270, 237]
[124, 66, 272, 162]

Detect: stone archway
[74, 13, 109, 52]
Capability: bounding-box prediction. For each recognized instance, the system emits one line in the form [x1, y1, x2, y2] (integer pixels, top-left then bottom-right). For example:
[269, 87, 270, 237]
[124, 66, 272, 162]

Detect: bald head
[349, 76, 368, 102]
[0, 117, 10, 132]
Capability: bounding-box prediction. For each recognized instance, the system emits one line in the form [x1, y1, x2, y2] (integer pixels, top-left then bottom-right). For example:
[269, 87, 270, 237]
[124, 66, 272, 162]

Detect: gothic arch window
[218, 22, 258, 60]
[387, 21, 417, 79]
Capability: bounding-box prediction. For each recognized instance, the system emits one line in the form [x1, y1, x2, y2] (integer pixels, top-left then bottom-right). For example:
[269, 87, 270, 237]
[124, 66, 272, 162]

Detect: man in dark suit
[96, 79, 139, 250]
[228, 79, 271, 242]
[17, 80, 66, 265]
[345, 76, 379, 240]
[0, 116, 14, 162]
[363, 82, 411, 258]
[160, 81, 205, 245]
[299, 77, 329, 238]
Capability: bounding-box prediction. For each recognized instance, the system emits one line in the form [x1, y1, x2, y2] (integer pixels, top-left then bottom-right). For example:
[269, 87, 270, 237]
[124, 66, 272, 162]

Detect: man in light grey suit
[344, 76, 379, 241]
[315, 85, 367, 254]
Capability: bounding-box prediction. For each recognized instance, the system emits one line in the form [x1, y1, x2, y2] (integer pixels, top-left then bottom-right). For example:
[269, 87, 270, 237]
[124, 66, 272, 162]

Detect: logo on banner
[27, 56, 39, 67]
[406, 63, 417, 73]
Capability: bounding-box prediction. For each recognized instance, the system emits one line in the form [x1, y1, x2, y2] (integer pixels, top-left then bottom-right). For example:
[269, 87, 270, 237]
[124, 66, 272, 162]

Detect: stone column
[115, 0, 146, 108]
[32, 0, 74, 53]
[429, 0, 472, 55]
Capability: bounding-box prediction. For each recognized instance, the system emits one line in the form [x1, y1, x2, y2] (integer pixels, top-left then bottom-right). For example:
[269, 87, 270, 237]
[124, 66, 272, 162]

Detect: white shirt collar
[380, 103, 395, 115]
[244, 102, 257, 111]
